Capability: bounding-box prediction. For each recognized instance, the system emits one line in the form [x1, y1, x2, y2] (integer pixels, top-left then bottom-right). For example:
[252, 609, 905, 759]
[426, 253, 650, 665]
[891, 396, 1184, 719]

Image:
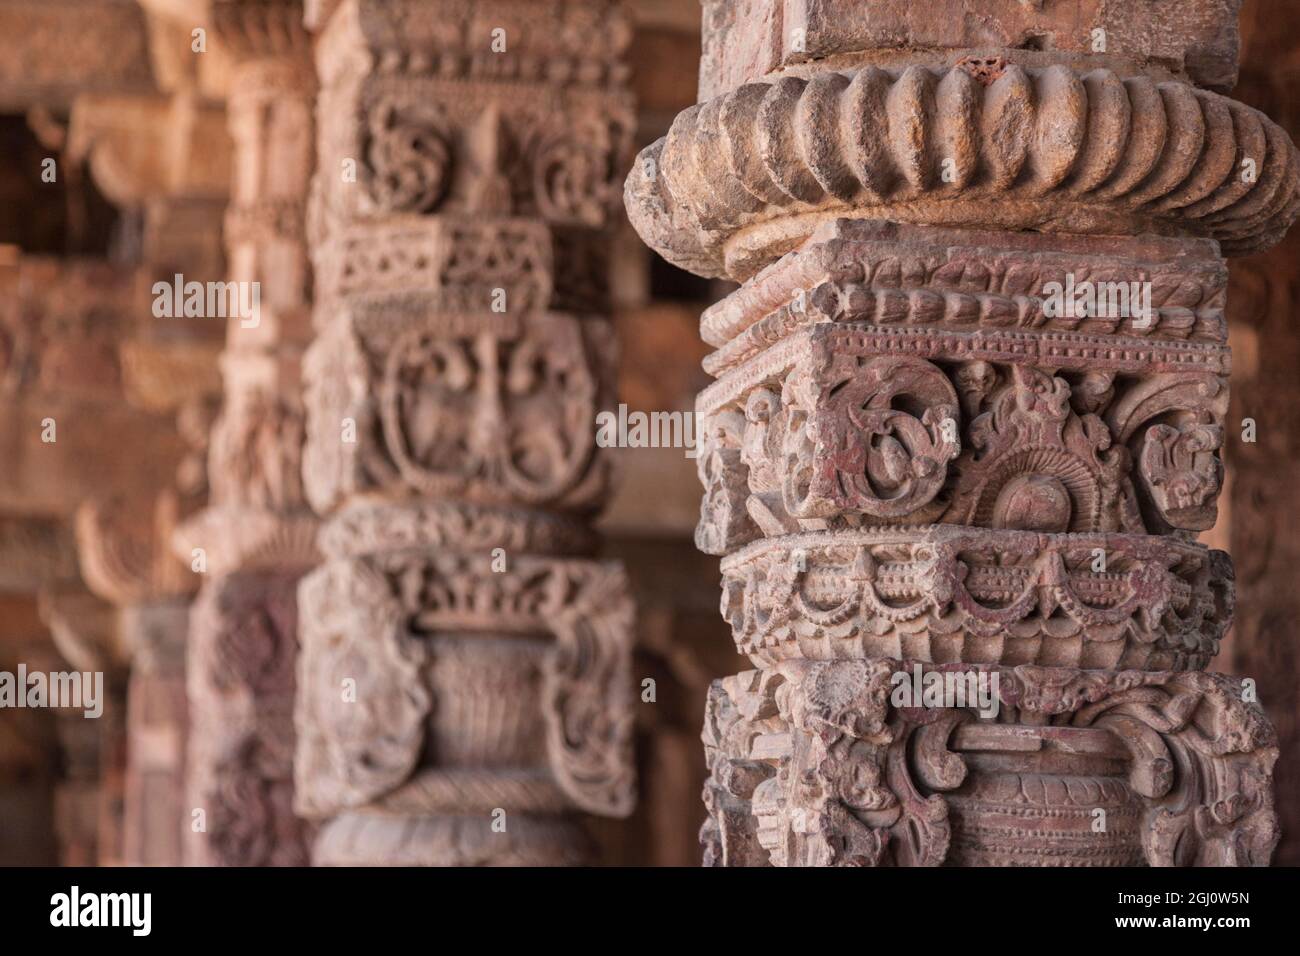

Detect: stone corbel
[66, 92, 231, 211]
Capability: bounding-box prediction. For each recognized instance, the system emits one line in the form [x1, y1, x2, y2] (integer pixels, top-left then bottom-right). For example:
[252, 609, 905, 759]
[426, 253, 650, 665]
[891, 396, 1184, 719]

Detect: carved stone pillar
[625, 0, 1298, 865]
[296, 0, 637, 865]
[51, 0, 231, 866]
[38, 584, 125, 867]
[171, 0, 318, 868]
[0, 592, 62, 866]
[0, 1, 226, 867]
[75, 502, 197, 867]
[70, 303, 217, 870]
[0, 249, 205, 866]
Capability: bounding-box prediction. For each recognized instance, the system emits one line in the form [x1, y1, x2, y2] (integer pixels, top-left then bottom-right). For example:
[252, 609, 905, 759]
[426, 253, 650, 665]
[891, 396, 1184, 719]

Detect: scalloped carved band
[626, 64, 1300, 279]
[719, 528, 1231, 671]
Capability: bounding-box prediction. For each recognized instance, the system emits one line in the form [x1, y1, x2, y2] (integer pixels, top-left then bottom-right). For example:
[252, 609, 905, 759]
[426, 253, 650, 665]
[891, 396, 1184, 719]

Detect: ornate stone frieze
[311, 6, 634, 237]
[702, 661, 1278, 867]
[692, 230, 1234, 561]
[302, 301, 613, 514]
[317, 217, 554, 307]
[318, 500, 596, 560]
[699, 222, 1227, 359]
[310, 0, 630, 89]
[720, 528, 1231, 671]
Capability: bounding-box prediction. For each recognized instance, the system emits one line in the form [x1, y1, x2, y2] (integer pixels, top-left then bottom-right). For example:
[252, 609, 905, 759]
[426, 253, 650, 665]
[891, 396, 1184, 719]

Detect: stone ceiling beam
[0, 0, 155, 111]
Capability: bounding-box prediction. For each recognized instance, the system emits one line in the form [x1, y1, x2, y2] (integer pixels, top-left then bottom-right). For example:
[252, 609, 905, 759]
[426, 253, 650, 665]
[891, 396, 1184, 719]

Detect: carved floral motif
[697, 333, 1230, 551]
[364, 97, 453, 213]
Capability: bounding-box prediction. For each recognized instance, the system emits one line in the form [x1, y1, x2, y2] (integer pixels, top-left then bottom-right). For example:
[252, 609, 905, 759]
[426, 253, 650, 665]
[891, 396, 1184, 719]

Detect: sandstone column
[38, 581, 123, 867]
[0, 0, 226, 867]
[76, 495, 202, 867]
[625, 0, 1297, 866]
[296, 0, 637, 865]
[170, 0, 318, 868]
[0, 252, 198, 866]
[64, 36, 231, 864]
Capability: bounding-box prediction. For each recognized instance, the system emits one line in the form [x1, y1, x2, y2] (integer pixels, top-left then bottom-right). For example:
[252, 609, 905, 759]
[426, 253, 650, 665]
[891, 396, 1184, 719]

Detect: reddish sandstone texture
[627, 0, 1296, 866]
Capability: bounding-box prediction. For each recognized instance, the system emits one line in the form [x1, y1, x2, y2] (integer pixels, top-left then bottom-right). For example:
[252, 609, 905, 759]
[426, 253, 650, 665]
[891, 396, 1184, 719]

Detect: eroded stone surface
[295, 0, 637, 865]
[627, 62, 1300, 278]
[699, 0, 1246, 99]
[701, 661, 1277, 867]
[626, 0, 1288, 867]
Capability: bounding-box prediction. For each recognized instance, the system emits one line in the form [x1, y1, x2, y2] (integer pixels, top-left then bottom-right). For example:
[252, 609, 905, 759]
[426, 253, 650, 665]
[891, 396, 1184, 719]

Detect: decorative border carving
[627, 65, 1300, 278]
[702, 661, 1278, 867]
[718, 527, 1231, 669]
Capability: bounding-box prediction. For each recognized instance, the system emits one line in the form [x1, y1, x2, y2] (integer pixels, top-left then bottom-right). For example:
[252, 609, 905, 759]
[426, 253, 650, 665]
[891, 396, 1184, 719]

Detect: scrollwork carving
[294, 558, 429, 816]
[1073, 671, 1279, 867]
[801, 356, 960, 520]
[699, 333, 1231, 543]
[364, 97, 452, 214]
[948, 365, 1133, 534]
[544, 563, 636, 816]
[702, 661, 1279, 867]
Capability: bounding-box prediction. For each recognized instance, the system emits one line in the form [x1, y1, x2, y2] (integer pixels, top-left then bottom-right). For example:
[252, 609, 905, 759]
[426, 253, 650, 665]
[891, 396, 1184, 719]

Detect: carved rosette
[627, 1, 1292, 866]
[296, 0, 636, 865]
